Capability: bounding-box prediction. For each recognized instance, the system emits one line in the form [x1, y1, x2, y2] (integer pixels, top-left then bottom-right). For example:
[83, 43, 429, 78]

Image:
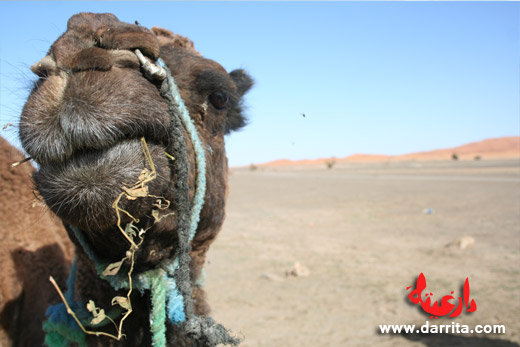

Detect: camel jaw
[33, 138, 185, 265]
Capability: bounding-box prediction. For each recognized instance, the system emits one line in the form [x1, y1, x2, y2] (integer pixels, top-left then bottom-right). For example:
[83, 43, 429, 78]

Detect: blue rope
[149, 270, 167, 346]
[157, 58, 207, 241]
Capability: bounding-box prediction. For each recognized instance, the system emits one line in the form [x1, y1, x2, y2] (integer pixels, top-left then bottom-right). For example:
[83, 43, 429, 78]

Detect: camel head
[19, 13, 253, 270]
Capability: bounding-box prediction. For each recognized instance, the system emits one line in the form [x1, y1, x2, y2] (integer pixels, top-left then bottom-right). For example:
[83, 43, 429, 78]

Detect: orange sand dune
[260, 136, 519, 167]
[339, 154, 392, 163]
[392, 136, 519, 161]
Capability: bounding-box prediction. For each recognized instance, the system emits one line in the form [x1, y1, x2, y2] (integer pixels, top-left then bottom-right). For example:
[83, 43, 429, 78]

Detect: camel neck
[74, 248, 156, 345]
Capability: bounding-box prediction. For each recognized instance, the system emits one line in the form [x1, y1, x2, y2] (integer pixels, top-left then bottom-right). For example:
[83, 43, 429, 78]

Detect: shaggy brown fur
[0, 136, 74, 346]
[4, 12, 253, 346]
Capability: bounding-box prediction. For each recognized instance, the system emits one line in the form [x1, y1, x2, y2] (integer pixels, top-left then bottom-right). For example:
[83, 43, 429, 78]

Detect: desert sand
[204, 158, 520, 346]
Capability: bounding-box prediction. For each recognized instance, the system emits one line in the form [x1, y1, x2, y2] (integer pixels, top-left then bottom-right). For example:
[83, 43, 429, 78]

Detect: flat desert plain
[204, 159, 520, 347]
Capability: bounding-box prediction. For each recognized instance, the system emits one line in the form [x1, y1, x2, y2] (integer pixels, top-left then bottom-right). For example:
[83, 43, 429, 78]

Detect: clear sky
[0, 1, 518, 167]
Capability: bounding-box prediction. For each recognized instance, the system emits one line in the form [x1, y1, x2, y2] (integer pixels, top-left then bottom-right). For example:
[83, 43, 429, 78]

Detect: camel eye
[209, 91, 229, 110]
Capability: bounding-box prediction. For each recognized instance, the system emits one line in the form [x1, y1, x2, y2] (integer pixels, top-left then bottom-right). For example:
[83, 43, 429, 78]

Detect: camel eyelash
[195, 70, 235, 97]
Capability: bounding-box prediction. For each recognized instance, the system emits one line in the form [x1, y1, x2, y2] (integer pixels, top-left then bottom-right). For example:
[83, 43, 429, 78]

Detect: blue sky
[0, 2, 518, 166]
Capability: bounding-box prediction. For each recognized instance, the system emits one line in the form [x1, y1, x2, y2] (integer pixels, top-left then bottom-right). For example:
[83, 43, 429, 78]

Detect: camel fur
[0, 136, 74, 346]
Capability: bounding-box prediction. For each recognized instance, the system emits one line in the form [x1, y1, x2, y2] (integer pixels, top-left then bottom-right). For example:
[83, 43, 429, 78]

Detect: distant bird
[301, 113, 306, 118]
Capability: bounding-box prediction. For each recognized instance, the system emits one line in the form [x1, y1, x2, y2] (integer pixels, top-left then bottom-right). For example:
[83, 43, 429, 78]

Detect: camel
[1, 12, 253, 346]
[0, 136, 74, 346]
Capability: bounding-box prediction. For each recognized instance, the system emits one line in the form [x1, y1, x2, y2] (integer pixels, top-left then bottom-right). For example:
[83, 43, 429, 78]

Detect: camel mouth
[34, 138, 175, 234]
[34, 134, 191, 268]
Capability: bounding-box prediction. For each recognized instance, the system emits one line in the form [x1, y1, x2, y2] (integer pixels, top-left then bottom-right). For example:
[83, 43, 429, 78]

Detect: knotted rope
[43, 50, 239, 346]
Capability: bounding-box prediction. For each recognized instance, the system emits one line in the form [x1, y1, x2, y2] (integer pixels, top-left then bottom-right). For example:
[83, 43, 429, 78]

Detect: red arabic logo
[406, 273, 477, 319]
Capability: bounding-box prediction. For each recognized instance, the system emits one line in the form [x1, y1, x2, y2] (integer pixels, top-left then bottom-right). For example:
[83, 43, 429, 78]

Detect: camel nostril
[30, 56, 57, 77]
[69, 47, 114, 72]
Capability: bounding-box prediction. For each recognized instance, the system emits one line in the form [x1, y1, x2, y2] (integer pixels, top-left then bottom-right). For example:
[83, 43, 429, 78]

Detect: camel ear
[229, 69, 254, 96]
[226, 69, 254, 134]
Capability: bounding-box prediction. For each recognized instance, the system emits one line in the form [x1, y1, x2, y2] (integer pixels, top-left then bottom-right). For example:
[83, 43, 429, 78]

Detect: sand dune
[259, 136, 519, 167]
[393, 136, 520, 161]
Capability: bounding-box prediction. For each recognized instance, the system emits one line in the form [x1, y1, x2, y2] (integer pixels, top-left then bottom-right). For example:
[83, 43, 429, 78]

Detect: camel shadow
[400, 332, 520, 347]
[0, 244, 70, 346]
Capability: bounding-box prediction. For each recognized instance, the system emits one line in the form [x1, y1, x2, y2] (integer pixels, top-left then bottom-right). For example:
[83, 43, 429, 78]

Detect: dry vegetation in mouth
[49, 137, 173, 341]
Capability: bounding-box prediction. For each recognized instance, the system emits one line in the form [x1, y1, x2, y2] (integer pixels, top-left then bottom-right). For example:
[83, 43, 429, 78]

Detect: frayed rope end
[185, 317, 242, 346]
